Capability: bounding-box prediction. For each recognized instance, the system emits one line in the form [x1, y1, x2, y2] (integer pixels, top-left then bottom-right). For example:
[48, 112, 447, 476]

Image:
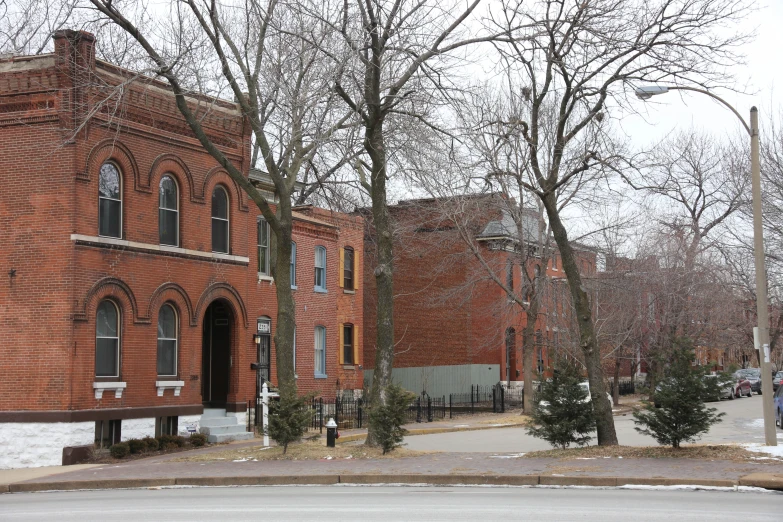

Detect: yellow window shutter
[353, 248, 359, 291]
[338, 323, 344, 365]
[338, 248, 345, 288]
[352, 325, 359, 366]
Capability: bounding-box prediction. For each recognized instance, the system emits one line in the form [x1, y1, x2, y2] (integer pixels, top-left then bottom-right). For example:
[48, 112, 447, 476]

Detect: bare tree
[479, 0, 752, 445]
[89, 0, 354, 396]
[305, 0, 507, 444]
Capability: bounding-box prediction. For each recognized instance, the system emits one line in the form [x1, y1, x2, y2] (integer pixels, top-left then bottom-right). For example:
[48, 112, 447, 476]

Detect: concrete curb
[9, 478, 176, 493]
[738, 473, 783, 490]
[5, 473, 776, 493]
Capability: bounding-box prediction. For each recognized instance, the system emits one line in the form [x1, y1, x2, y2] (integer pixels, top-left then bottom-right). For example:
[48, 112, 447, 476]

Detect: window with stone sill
[98, 162, 122, 239]
[212, 186, 229, 254]
[157, 303, 178, 377]
[314, 325, 327, 377]
[95, 300, 120, 378]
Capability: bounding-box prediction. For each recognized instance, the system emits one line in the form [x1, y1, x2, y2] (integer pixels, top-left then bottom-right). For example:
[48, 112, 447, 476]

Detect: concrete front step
[207, 431, 255, 443]
[200, 424, 249, 436]
[201, 408, 228, 419]
[198, 417, 238, 428]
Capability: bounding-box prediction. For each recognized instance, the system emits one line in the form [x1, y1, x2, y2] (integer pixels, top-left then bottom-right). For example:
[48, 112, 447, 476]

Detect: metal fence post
[501, 386, 505, 413]
[319, 398, 324, 434]
[427, 395, 433, 422]
[358, 398, 363, 429]
[449, 394, 452, 419]
[416, 396, 422, 423]
[492, 385, 496, 413]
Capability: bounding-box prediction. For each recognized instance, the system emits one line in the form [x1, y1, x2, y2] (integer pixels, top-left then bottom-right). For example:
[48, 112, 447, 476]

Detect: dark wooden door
[202, 301, 231, 407]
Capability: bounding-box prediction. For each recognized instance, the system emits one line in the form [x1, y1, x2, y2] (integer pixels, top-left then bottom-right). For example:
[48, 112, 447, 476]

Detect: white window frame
[314, 325, 326, 378]
[257, 218, 270, 275]
[159, 175, 179, 247]
[314, 246, 327, 292]
[211, 186, 230, 254]
[156, 304, 178, 377]
[98, 162, 122, 239]
[290, 241, 297, 288]
[96, 300, 120, 378]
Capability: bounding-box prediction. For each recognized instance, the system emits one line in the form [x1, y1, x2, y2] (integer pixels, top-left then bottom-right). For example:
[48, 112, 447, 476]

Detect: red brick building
[361, 196, 596, 397]
[0, 30, 362, 468]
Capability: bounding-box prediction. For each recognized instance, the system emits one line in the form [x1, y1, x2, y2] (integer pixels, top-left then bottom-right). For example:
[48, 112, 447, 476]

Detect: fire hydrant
[326, 418, 338, 448]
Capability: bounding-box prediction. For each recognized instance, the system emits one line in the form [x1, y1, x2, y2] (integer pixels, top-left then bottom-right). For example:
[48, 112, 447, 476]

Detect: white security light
[634, 85, 670, 100]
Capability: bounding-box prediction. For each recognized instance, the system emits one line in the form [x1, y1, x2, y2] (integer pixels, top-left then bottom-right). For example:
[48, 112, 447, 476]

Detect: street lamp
[636, 85, 777, 447]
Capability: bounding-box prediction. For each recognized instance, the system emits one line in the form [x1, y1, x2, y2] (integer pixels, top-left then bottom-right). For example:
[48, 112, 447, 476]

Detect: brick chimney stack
[52, 30, 96, 137]
[53, 29, 96, 71]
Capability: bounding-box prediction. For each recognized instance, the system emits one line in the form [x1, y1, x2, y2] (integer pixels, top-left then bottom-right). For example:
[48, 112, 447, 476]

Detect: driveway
[403, 394, 783, 453]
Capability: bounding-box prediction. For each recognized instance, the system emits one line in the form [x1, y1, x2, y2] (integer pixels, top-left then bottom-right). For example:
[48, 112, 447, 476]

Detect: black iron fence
[309, 396, 366, 433]
[249, 382, 523, 434]
[609, 379, 636, 396]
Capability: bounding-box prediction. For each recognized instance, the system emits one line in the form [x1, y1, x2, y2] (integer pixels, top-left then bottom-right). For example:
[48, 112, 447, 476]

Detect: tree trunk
[270, 209, 296, 395]
[365, 122, 395, 446]
[542, 192, 618, 446]
[522, 294, 540, 413]
[613, 355, 621, 407]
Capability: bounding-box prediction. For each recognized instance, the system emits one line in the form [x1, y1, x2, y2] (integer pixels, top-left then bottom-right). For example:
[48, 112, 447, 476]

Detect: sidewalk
[3, 435, 783, 492]
[3, 403, 781, 494]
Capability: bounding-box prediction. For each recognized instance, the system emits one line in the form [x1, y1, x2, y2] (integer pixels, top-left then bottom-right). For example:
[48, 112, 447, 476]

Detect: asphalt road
[1, 486, 780, 521]
[404, 393, 783, 453]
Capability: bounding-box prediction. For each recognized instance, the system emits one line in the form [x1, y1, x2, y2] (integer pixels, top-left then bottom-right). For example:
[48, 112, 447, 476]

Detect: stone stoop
[199, 408, 254, 443]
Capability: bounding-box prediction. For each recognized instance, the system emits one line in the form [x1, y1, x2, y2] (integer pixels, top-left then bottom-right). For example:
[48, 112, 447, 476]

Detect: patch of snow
[744, 444, 783, 459]
[489, 423, 513, 427]
[453, 425, 470, 428]
[233, 458, 249, 462]
[489, 453, 525, 459]
[575, 457, 596, 460]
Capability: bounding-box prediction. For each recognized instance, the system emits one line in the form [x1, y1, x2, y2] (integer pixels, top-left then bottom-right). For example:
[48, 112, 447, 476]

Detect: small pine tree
[368, 384, 416, 454]
[527, 361, 596, 449]
[633, 340, 725, 448]
[266, 387, 313, 454]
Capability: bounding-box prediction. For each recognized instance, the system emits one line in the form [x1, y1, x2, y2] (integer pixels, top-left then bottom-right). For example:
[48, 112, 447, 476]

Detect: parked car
[703, 374, 734, 402]
[736, 368, 761, 394]
[538, 381, 612, 413]
[774, 371, 783, 392]
[775, 385, 783, 429]
[728, 372, 753, 398]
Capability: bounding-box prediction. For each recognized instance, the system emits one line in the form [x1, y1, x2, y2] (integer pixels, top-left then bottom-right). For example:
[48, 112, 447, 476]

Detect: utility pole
[750, 107, 778, 446]
[635, 87, 777, 446]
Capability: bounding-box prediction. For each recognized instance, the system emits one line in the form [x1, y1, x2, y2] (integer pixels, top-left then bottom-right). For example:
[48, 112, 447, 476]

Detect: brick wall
[0, 30, 362, 417]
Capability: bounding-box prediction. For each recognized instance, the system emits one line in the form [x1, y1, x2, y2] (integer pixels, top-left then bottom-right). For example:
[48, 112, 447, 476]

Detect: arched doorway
[202, 299, 233, 407]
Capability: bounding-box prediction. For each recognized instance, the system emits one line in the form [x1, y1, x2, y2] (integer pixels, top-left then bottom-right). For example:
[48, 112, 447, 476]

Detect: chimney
[53, 29, 96, 72]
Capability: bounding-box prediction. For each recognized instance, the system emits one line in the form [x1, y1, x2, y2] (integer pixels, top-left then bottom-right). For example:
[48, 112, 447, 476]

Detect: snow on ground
[743, 444, 783, 459]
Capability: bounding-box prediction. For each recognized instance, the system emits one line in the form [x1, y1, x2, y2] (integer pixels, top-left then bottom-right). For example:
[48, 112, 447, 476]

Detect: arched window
[211, 186, 229, 253]
[314, 246, 326, 291]
[96, 301, 120, 377]
[314, 325, 326, 377]
[157, 304, 177, 376]
[98, 163, 122, 238]
[159, 175, 178, 246]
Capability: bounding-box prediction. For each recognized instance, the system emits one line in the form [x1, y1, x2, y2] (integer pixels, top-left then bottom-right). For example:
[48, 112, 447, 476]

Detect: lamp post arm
[666, 86, 751, 136]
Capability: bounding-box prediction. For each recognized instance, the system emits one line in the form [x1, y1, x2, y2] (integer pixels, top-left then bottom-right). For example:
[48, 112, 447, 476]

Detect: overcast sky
[619, 2, 783, 148]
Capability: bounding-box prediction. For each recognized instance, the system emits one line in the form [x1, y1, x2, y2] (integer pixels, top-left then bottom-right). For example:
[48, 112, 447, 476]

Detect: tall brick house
[361, 196, 596, 397]
[0, 30, 363, 469]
